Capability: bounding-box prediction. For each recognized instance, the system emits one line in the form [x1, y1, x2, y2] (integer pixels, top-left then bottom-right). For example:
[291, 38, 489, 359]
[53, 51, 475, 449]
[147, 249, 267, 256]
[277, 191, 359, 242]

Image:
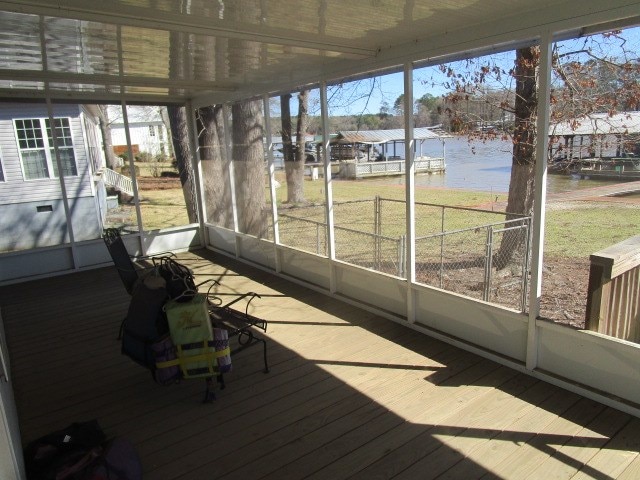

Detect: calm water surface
[375, 136, 622, 194]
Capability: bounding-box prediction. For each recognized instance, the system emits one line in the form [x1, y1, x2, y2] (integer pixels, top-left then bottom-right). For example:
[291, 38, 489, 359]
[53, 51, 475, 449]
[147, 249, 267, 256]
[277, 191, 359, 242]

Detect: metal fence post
[398, 235, 406, 277]
[439, 205, 445, 288]
[484, 226, 494, 302]
[375, 196, 381, 270]
[521, 219, 531, 312]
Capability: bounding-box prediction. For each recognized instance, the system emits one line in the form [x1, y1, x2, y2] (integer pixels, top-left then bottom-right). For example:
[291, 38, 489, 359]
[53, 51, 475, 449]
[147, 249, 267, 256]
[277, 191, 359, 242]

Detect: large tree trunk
[167, 105, 198, 224]
[223, 1, 266, 236]
[232, 99, 268, 237]
[198, 105, 232, 228]
[282, 91, 308, 204]
[158, 107, 175, 158]
[96, 105, 117, 169]
[290, 90, 309, 203]
[281, 93, 296, 204]
[495, 46, 539, 269]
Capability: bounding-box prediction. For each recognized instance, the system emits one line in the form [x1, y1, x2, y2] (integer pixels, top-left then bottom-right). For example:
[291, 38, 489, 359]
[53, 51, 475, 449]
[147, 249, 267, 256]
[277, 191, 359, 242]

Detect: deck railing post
[586, 235, 640, 343]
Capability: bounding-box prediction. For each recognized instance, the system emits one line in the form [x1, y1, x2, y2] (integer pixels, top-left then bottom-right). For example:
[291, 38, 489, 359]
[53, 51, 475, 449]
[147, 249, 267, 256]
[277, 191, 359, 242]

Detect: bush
[119, 165, 140, 177]
[135, 151, 154, 163]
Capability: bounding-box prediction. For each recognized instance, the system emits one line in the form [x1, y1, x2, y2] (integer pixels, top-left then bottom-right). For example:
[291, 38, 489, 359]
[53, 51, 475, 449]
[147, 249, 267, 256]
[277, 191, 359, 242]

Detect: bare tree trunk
[167, 105, 198, 223]
[282, 91, 308, 204]
[158, 107, 175, 158]
[290, 90, 309, 203]
[232, 99, 267, 237]
[495, 46, 539, 269]
[280, 94, 293, 162]
[96, 105, 117, 169]
[198, 105, 232, 228]
[281, 92, 304, 204]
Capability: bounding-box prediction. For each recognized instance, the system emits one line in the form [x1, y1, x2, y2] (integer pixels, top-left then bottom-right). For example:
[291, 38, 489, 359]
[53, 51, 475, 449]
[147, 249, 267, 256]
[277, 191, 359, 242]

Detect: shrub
[135, 151, 154, 163]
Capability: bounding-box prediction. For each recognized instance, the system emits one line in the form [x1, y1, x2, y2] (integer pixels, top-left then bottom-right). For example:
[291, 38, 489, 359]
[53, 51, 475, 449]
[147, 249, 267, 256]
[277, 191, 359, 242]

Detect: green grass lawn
[134, 173, 638, 259]
[271, 174, 508, 207]
[544, 203, 640, 258]
[138, 188, 190, 230]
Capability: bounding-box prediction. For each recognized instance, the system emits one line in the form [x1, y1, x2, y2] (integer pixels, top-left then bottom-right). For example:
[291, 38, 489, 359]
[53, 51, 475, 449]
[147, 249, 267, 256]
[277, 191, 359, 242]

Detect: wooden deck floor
[1, 249, 639, 479]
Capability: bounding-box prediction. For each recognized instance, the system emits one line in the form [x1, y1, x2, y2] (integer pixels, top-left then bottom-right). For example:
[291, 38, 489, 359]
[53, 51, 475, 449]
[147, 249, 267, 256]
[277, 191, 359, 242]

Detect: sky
[281, 25, 640, 118]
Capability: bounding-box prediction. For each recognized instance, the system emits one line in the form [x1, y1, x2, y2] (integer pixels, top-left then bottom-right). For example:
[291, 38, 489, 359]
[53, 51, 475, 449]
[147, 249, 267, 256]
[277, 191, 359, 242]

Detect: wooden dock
[547, 179, 640, 202]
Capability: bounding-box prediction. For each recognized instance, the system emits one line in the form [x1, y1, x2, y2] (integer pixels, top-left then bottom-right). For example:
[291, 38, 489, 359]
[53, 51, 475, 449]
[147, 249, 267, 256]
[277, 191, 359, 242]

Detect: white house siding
[0, 103, 102, 252]
[111, 121, 168, 157]
[0, 197, 102, 252]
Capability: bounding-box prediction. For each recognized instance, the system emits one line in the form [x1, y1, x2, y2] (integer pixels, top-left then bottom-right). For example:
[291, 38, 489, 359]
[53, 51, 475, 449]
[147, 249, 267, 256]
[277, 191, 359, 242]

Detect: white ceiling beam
[0, 68, 236, 92]
[0, 87, 187, 104]
[0, 0, 376, 57]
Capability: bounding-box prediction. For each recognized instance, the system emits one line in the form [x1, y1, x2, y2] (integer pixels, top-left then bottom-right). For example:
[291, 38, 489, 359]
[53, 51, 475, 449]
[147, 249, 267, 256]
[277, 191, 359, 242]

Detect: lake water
[375, 136, 621, 194]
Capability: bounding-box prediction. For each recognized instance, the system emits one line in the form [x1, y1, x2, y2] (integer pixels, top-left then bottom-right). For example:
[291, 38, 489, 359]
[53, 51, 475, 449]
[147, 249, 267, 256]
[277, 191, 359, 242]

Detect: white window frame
[14, 117, 78, 181]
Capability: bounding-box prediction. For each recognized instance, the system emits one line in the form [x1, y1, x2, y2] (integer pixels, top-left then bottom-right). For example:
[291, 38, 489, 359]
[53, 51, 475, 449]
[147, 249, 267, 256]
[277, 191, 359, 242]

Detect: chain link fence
[415, 217, 530, 311]
[275, 196, 531, 311]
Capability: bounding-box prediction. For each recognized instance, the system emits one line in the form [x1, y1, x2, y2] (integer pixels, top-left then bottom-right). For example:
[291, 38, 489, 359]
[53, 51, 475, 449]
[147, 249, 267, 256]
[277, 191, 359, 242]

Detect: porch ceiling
[0, 0, 638, 106]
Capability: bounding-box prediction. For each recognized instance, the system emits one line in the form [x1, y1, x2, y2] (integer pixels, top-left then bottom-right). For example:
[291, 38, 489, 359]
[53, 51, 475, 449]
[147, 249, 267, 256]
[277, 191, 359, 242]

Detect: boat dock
[547, 179, 640, 202]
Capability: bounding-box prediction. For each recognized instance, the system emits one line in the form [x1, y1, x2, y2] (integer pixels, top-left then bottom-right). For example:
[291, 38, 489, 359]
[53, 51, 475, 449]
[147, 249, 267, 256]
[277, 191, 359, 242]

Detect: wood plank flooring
[1, 249, 639, 479]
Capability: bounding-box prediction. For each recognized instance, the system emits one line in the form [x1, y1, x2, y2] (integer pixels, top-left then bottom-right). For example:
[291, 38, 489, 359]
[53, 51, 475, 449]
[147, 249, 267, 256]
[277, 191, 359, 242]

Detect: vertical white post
[321, 82, 337, 292]
[186, 100, 207, 248]
[222, 104, 240, 257]
[40, 17, 78, 267]
[45, 99, 78, 261]
[527, 32, 552, 370]
[120, 101, 145, 246]
[404, 62, 416, 323]
[263, 94, 281, 272]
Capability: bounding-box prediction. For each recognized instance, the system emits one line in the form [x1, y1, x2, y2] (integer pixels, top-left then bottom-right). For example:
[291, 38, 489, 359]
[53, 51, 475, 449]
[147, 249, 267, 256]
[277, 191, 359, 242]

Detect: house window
[148, 125, 156, 137]
[15, 117, 77, 180]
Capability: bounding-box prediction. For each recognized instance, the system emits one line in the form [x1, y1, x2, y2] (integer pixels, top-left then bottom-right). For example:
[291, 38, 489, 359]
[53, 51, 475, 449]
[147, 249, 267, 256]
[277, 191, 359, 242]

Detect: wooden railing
[102, 168, 134, 196]
[585, 235, 640, 343]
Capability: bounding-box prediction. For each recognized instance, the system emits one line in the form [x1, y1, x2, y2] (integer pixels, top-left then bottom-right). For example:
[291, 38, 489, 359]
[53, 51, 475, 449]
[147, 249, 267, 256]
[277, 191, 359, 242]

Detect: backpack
[120, 275, 180, 384]
[23, 421, 142, 480]
[153, 256, 198, 302]
[23, 420, 105, 480]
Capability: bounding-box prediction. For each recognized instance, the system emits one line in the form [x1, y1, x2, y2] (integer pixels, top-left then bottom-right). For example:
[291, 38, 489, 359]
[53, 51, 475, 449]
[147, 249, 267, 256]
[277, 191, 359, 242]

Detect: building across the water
[549, 112, 640, 179]
[327, 127, 451, 179]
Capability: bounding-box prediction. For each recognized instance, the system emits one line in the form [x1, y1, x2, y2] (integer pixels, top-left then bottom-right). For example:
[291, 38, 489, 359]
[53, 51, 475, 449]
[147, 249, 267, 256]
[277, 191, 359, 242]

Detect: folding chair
[102, 228, 174, 295]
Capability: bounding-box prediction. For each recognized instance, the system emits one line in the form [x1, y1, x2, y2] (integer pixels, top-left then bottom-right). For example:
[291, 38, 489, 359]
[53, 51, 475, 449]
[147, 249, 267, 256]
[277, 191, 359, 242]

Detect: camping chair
[102, 228, 174, 295]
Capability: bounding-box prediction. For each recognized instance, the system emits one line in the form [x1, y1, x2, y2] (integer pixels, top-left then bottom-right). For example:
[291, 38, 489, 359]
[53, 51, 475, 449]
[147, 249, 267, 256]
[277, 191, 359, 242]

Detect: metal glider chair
[105, 230, 269, 402]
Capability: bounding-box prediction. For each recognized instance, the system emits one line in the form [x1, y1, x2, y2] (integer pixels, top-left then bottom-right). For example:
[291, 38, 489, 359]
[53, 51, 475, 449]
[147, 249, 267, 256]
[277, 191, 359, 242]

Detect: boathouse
[549, 111, 640, 178]
[331, 127, 449, 178]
